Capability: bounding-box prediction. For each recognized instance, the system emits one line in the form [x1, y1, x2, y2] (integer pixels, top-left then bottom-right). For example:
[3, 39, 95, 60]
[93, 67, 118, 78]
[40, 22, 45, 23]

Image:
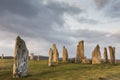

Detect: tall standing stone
[13, 36, 29, 78]
[113, 47, 116, 63]
[92, 45, 101, 64]
[75, 40, 84, 63]
[75, 45, 81, 63]
[53, 44, 59, 64]
[109, 46, 116, 64]
[104, 48, 108, 63]
[62, 46, 68, 62]
[30, 53, 34, 60]
[48, 48, 54, 66]
[78, 40, 84, 58]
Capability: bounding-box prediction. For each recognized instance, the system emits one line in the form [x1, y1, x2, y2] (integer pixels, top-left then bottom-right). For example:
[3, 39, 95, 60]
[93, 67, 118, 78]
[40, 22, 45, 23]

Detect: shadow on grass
[35, 70, 58, 76]
[98, 77, 108, 80]
[23, 74, 32, 78]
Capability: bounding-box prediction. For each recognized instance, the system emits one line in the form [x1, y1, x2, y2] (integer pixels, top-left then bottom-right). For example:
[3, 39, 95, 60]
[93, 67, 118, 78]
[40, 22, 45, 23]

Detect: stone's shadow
[41, 71, 57, 76]
[98, 77, 108, 80]
[12, 74, 32, 79]
[24, 74, 32, 78]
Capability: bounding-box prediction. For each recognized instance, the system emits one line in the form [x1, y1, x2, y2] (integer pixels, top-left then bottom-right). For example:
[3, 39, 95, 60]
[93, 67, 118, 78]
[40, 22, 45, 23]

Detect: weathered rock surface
[30, 53, 34, 60]
[48, 48, 54, 66]
[75, 40, 85, 63]
[109, 46, 116, 64]
[104, 48, 108, 63]
[62, 46, 68, 62]
[92, 45, 101, 64]
[13, 36, 29, 78]
[53, 44, 59, 64]
[75, 45, 81, 63]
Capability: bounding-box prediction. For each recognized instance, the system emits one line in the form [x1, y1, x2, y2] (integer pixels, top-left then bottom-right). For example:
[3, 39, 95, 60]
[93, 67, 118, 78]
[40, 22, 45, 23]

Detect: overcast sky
[0, 0, 120, 59]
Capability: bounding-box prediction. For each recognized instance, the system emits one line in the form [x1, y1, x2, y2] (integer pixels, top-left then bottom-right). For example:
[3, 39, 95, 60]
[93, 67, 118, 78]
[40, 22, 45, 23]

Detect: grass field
[0, 59, 120, 80]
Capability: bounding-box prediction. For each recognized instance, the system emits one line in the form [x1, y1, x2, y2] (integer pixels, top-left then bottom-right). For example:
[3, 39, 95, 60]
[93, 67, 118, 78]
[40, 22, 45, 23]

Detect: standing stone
[37, 55, 40, 61]
[75, 40, 84, 63]
[48, 48, 54, 66]
[13, 36, 29, 78]
[113, 47, 116, 63]
[53, 44, 59, 64]
[104, 48, 108, 63]
[30, 53, 34, 60]
[62, 46, 68, 62]
[78, 40, 84, 58]
[92, 45, 101, 64]
[1, 54, 4, 59]
[109, 46, 116, 64]
[75, 45, 81, 63]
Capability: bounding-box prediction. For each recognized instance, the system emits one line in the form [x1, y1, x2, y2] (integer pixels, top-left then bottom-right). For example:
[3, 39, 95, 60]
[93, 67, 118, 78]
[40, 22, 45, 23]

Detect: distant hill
[1, 56, 120, 63]
[33, 55, 48, 60]
[1, 55, 48, 60]
[2, 56, 13, 59]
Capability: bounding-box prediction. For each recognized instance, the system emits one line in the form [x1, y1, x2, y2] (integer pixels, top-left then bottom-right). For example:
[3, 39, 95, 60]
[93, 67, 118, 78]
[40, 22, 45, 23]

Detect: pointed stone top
[104, 47, 107, 50]
[96, 44, 100, 48]
[63, 46, 65, 48]
[79, 40, 84, 44]
[16, 36, 21, 40]
[31, 53, 34, 55]
[16, 36, 25, 43]
[50, 48, 52, 50]
[109, 46, 112, 48]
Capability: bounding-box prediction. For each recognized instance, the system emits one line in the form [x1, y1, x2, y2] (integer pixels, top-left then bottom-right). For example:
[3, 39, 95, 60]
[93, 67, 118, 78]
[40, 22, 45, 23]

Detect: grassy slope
[0, 59, 120, 80]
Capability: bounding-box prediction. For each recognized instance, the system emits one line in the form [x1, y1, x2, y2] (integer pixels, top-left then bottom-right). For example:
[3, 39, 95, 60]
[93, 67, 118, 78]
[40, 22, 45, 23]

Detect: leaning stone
[13, 36, 29, 78]
[92, 44, 101, 64]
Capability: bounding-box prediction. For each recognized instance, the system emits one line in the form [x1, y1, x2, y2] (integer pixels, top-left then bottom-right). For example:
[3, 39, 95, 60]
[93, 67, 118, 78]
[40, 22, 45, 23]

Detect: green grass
[0, 59, 120, 80]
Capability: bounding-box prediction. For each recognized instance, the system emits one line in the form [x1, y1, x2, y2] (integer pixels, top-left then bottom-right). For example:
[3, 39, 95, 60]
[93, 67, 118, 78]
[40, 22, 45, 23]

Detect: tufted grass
[0, 59, 120, 80]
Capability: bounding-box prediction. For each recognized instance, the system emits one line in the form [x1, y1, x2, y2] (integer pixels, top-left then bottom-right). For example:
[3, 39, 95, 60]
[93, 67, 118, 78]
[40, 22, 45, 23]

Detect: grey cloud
[77, 17, 99, 24]
[0, 0, 81, 42]
[41, 28, 120, 47]
[0, 0, 39, 17]
[0, 0, 120, 59]
[58, 29, 120, 46]
[109, 1, 120, 18]
[46, 1, 81, 15]
[100, 0, 120, 19]
[78, 0, 120, 23]
[94, 0, 109, 9]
